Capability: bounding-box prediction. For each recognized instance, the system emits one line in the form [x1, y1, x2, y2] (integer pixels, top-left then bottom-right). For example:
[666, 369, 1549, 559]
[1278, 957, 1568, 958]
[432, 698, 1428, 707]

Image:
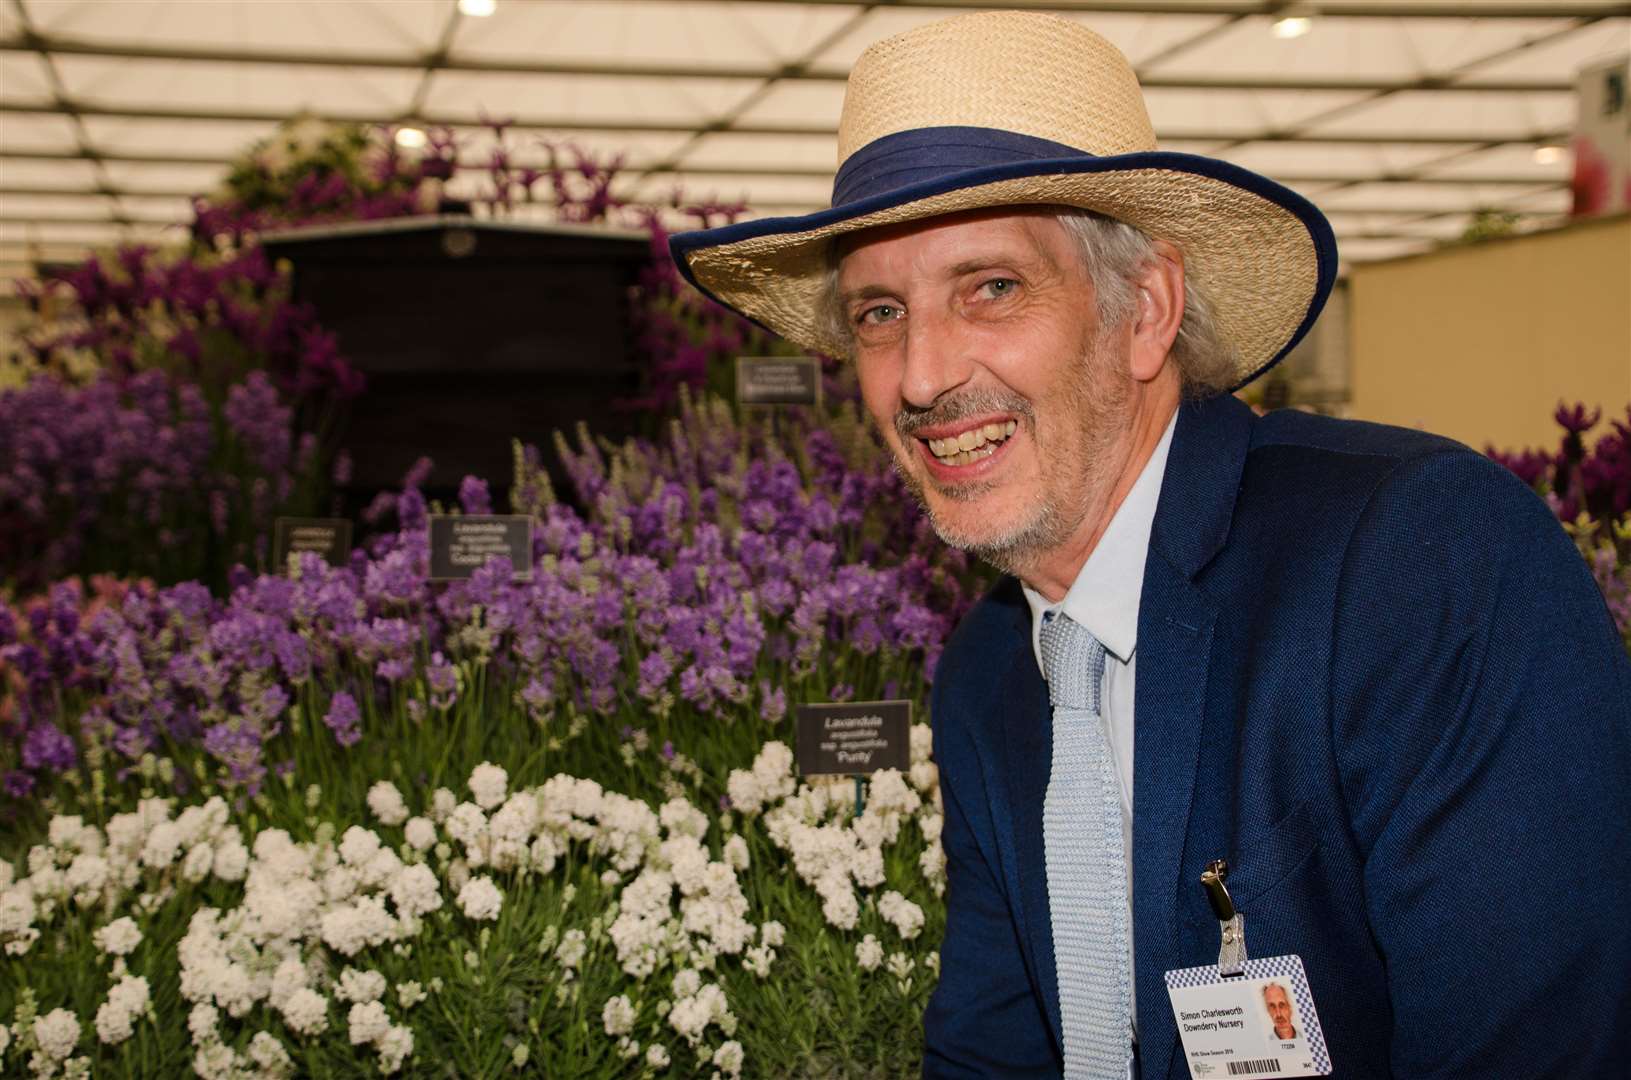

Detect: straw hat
[668, 10, 1338, 390]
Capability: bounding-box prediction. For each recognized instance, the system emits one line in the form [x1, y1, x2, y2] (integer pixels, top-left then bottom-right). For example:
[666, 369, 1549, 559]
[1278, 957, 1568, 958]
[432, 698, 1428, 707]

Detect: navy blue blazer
[923, 393, 1631, 1079]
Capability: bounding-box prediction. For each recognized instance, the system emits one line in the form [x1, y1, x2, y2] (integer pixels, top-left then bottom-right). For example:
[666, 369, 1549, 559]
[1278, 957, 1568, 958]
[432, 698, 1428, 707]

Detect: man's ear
[1128, 240, 1185, 384]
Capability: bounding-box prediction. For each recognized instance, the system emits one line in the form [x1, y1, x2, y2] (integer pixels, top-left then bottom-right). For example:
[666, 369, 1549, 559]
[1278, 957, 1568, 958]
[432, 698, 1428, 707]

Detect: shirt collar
[1024, 409, 1177, 665]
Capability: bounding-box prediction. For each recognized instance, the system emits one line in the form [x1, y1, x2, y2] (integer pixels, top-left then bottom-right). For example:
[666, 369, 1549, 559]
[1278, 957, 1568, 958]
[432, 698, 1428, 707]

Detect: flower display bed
[1, 398, 982, 1078]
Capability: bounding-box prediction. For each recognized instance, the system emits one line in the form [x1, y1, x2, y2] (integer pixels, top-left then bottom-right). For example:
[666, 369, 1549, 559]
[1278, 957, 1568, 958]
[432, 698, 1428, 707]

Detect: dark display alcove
[261, 216, 653, 515]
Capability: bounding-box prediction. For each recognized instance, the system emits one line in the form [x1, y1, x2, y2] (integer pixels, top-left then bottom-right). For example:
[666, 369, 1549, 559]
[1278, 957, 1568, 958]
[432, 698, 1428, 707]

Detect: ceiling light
[1272, 15, 1313, 39]
[1532, 144, 1564, 165]
[458, 0, 496, 16]
[395, 127, 428, 149]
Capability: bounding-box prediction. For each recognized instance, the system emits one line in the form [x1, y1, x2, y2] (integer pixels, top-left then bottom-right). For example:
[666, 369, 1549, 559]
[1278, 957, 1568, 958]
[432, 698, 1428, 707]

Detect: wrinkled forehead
[831, 205, 1077, 277]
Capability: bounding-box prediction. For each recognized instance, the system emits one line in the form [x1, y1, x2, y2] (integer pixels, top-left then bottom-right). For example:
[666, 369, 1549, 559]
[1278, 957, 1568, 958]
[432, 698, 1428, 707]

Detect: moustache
[894, 390, 1035, 442]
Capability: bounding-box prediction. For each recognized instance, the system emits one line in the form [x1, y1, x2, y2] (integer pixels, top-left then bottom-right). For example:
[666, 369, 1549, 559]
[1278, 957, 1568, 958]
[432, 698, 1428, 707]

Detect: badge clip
[1201, 859, 1247, 977]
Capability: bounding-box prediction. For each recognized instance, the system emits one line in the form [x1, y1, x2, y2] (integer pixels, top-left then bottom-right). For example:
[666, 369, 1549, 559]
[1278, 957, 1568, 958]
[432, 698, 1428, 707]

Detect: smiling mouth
[922, 420, 1019, 467]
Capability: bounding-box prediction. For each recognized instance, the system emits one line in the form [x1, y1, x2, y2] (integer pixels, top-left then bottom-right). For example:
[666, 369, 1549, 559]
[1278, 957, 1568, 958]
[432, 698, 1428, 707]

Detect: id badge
[1164, 955, 1331, 1079]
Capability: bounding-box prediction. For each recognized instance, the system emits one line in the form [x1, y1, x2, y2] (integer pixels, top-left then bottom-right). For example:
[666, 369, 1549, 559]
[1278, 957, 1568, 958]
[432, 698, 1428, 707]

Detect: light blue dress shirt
[1022, 409, 1177, 1032]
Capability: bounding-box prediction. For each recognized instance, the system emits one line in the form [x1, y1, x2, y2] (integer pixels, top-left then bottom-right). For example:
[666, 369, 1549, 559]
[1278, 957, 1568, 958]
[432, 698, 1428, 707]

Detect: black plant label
[427, 515, 533, 582]
[273, 517, 352, 572]
[796, 700, 912, 777]
[736, 356, 821, 407]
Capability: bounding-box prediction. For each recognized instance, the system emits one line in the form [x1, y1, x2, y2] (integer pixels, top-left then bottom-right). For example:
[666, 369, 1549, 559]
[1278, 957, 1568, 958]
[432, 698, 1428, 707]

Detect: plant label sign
[796, 700, 912, 777]
[273, 517, 352, 571]
[736, 356, 822, 407]
[427, 514, 534, 582]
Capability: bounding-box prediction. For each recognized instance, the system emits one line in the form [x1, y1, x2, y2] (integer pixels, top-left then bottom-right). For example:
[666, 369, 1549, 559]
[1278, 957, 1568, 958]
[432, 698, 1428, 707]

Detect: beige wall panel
[1349, 213, 1631, 453]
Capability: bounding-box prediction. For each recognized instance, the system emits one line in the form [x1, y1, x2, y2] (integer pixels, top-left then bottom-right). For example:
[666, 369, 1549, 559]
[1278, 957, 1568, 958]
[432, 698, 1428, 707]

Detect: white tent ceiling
[2, 0, 1628, 283]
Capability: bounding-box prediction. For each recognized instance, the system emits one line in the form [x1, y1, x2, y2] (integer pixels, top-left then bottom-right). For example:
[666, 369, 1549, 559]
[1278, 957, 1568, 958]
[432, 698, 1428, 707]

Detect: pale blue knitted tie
[1040, 612, 1131, 1078]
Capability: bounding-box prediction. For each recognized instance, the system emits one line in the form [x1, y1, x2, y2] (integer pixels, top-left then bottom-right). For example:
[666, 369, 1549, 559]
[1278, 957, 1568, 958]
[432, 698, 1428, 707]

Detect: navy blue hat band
[831, 126, 1089, 206]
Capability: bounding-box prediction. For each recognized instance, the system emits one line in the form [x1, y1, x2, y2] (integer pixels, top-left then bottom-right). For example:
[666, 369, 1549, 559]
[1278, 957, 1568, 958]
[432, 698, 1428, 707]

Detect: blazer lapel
[1000, 642, 1063, 1048]
[973, 395, 1257, 1074]
[1131, 393, 1252, 1079]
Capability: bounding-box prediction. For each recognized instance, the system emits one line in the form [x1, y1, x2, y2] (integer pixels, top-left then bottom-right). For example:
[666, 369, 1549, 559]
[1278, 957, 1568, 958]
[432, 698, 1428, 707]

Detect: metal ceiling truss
[0, 100, 1573, 147]
[0, 147, 1566, 187]
[3, 0, 1624, 270]
[617, 1, 1628, 16]
[0, 34, 1584, 92]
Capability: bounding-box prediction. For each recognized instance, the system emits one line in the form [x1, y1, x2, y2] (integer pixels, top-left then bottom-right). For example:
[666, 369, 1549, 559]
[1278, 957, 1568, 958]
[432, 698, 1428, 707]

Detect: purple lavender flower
[426, 652, 459, 710]
[459, 475, 493, 515]
[324, 690, 362, 747]
[21, 722, 76, 772]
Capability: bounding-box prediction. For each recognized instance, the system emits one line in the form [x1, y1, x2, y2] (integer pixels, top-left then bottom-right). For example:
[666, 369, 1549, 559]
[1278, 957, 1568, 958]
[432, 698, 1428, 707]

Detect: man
[1262, 984, 1297, 1043]
[671, 11, 1631, 1078]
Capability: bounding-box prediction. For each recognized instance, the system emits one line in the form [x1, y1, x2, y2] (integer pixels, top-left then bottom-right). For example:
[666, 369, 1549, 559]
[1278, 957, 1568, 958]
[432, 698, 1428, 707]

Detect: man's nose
[899, 307, 975, 409]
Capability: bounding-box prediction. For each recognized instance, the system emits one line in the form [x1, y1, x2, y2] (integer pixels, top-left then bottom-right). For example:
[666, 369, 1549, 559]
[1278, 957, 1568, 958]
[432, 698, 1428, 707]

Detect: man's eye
[858, 304, 902, 325]
[978, 278, 1017, 298]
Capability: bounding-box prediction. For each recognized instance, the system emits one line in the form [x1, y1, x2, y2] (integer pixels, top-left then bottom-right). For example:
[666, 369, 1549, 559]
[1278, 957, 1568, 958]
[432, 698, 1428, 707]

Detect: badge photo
[1165, 955, 1331, 1079]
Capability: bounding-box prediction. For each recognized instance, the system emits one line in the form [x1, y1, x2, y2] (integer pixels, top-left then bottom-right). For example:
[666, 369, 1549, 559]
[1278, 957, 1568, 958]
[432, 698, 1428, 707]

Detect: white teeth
[927, 420, 1019, 464]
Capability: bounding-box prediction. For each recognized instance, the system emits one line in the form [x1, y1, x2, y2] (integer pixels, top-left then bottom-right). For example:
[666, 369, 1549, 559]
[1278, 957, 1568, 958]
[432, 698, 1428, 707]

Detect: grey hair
[1054, 208, 1236, 397]
[817, 206, 1238, 397]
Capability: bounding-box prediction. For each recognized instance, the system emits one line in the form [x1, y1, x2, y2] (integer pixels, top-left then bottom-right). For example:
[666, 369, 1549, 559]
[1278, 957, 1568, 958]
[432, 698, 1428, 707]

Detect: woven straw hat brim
[671, 150, 1338, 391]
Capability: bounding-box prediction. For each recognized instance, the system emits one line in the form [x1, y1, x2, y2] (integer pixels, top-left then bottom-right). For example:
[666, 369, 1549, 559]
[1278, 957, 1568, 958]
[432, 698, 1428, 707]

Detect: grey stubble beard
[888, 332, 1133, 580]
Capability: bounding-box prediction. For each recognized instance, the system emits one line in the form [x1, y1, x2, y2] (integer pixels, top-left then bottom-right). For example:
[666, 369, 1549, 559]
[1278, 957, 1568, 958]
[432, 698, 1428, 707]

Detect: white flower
[855, 934, 883, 971]
[338, 967, 387, 1004]
[269, 958, 308, 1009]
[430, 788, 457, 823]
[0, 1022, 10, 1057]
[456, 875, 503, 921]
[65, 852, 110, 901]
[0, 886, 35, 948]
[759, 921, 785, 948]
[713, 1039, 745, 1077]
[886, 951, 915, 981]
[280, 988, 329, 1036]
[602, 994, 636, 1036]
[188, 1002, 220, 1046]
[193, 1042, 243, 1080]
[468, 763, 509, 810]
[377, 1024, 414, 1074]
[659, 797, 708, 839]
[403, 816, 437, 852]
[180, 842, 214, 882]
[348, 1000, 391, 1046]
[646, 1044, 671, 1069]
[212, 838, 249, 882]
[367, 781, 410, 826]
[320, 895, 397, 956]
[878, 890, 925, 940]
[723, 835, 750, 871]
[445, 803, 488, 852]
[672, 968, 702, 999]
[397, 981, 426, 1009]
[34, 1008, 81, 1062]
[556, 927, 588, 969]
[389, 863, 442, 918]
[918, 842, 946, 896]
[93, 916, 142, 957]
[49, 814, 85, 849]
[339, 826, 383, 867]
[821, 882, 859, 930]
[910, 760, 939, 794]
[141, 821, 183, 869]
[95, 998, 136, 1045]
[248, 1031, 293, 1077]
[667, 982, 733, 1047]
[742, 944, 774, 978]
